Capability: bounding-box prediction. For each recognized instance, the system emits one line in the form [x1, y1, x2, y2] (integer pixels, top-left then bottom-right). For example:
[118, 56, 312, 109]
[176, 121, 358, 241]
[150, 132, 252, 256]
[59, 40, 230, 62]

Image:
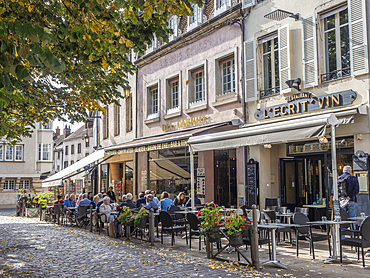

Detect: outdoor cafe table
[275, 212, 295, 244]
[257, 223, 298, 269]
[307, 220, 357, 264]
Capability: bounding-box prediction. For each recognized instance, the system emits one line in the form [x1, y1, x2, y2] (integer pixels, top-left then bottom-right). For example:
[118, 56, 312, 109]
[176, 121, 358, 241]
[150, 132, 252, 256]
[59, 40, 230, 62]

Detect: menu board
[246, 159, 259, 207]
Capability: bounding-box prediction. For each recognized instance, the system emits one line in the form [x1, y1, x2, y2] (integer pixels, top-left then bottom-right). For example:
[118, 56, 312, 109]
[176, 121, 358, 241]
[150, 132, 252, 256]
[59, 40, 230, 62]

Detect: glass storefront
[148, 147, 197, 198]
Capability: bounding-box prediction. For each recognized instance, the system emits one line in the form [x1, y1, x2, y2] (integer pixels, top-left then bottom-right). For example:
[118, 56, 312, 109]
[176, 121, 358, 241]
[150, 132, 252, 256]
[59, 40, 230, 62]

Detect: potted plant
[132, 207, 148, 228]
[223, 212, 247, 247]
[117, 206, 134, 226]
[199, 202, 223, 242]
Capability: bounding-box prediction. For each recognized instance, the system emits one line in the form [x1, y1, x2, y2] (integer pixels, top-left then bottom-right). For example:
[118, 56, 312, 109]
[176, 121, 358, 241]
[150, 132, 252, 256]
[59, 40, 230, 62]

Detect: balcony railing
[321, 67, 350, 83]
[260, 86, 280, 98]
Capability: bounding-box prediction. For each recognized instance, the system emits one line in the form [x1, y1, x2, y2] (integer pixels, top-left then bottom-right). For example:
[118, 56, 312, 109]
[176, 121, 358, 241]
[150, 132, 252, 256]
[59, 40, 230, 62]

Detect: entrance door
[214, 149, 237, 207]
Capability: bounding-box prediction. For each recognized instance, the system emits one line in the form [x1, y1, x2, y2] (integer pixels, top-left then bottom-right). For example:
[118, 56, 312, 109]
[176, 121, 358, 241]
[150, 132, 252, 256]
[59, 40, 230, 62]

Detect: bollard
[206, 235, 211, 259]
[90, 204, 93, 232]
[149, 209, 155, 246]
[39, 203, 43, 221]
[251, 204, 260, 270]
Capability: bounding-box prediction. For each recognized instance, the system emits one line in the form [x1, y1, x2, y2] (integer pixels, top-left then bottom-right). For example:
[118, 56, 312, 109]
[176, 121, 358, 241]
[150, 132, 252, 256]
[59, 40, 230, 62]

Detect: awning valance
[188, 107, 361, 152]
[42, 149, 105, 187]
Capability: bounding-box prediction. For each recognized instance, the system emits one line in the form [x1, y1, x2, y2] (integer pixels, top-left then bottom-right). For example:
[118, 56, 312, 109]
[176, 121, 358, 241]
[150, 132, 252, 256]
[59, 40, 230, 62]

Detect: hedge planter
[228, 231, 244, 247]
[25, 208, 39, 218]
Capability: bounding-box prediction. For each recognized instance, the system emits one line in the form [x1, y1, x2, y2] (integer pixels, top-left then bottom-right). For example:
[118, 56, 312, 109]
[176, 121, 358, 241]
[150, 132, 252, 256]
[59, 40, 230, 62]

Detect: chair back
[240, 205, 249, 216]
[294, 207, 309, 217]
[340, 208, 350, 229]
[168, 205, 181, 219]
[360, 216, 370, 241]
[247, 208, 261, 223]
[78, 205, 88, 218]
[265, 198, 278, 210]
[187, 212, 200, 231]
[293, 212, 310, 234]
[54, 204, 62, 215]
[263, 210, 276, 222]
[160, 211, 173, 228]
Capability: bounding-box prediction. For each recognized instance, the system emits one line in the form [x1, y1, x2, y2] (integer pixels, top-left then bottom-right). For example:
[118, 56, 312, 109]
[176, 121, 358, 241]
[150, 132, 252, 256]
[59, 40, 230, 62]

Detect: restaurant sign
[254, 90, 357, 121]
[105, 140, 188, 156]
[162, 114, 206, 132]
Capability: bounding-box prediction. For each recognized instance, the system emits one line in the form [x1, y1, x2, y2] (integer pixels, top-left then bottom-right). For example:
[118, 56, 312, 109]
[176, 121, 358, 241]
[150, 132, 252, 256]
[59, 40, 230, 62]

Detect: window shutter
[244, 39, 257, 101]
[242, 0, 255, 9]
[302, 14, 318, 88]
[278, 24, 291, 94]
[349, 0, 368, 76]
[174, 16, 178, 37]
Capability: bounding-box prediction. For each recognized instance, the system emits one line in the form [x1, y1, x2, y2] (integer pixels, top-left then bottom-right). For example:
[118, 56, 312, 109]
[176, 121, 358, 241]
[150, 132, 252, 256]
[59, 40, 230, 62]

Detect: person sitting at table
[160, 191, 173, 211]
[64, 194, 70, 200]
[63, 194, 76, 224]
[98, 193, 103, 202]
[144, 194, 159, 210]
[77, 193, 91, 210]
[97, 194, 109, 208]
[173, 192, 186, 206]
[185, 192, 201, 207]
[76, 194, 83, 206]
[99, 196, 117, 237]
[88, 192, 93, 201]
[51, 195, 64, 214]
[90, 195, 99, 210]
[136, 192, 146, 208]
[120, 193, 136, 209]
[150, 190, 160, 206]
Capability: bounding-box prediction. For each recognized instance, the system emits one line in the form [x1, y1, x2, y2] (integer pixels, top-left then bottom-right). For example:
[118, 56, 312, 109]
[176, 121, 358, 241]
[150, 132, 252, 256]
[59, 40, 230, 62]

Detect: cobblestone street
[0, 213, 266, 278]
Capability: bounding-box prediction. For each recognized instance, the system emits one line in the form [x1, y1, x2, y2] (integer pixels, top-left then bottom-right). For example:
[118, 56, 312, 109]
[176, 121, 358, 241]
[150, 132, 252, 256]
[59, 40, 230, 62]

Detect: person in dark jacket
[136, 192, 146, 208]
[107, 186, 117, 203]
[339, 165, 359, 219]
[120, 193, 136, 209]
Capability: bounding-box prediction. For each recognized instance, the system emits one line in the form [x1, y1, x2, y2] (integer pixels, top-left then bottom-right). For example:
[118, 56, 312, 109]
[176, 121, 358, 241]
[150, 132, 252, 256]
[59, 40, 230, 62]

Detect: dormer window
[187, 4, 202, 31]
[214, 0, 230, 17]
[168, 16, 178, 41]
[146, 34, 157, 55]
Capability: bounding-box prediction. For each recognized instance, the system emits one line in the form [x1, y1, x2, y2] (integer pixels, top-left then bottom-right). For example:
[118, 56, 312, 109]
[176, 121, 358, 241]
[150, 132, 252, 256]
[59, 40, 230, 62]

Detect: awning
[188, 107, 362, 152]
[42, 149, 105, 187]
[104, 122, 233, 155]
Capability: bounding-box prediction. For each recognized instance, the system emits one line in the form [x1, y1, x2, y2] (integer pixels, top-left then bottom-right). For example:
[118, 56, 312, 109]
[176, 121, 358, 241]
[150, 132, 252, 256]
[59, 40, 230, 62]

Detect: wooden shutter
[302, 14, 318, 88]
[244, 39, 257, 101]
[278, 24, 291, 94]
[349, 0, 368, 76]
[242, 0, 255, 9]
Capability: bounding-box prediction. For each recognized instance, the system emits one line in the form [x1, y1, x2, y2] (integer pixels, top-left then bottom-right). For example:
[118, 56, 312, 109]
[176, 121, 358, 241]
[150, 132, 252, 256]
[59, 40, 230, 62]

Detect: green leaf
[15, 65, 29, 80]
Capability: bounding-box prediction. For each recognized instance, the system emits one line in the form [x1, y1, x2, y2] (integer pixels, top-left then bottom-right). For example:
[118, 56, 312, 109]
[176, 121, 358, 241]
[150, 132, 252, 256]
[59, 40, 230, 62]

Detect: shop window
[321, 7, 350, 82]
[38, 143, 51, 161]
[166, 76, 180, 115]
[147, 86, 159, 120]
[65, 145, 68, 156]
[114, 103, 120, 136]
[5, 145, 13, 161]
[4, 180, 15, 190]
[71, 144, 75, 155]
[14, 145, 23, 161]
[19, 180, 30, 190]
[103, 106, 109, 139]
[77, 143, 81, 154]
[260, 37, 280, 97]
[126, 94, 133, 132]
[168, 16, 178, 41]
[188, 4, 202, 31]
[187, 66, 206, 109]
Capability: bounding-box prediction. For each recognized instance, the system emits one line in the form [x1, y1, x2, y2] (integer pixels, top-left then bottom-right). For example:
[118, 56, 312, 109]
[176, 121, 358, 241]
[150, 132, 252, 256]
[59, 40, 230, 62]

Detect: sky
[53, 120, 84, 134]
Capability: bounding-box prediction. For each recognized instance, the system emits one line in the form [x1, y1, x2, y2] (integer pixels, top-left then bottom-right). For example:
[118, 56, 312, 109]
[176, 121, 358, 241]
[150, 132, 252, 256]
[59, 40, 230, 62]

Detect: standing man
[339, 165, 359, 219]
[107, 186, 116, 203]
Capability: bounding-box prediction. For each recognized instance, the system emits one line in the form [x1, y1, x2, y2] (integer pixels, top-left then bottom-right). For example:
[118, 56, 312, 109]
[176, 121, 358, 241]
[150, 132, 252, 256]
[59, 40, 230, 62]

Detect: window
[188, 66, 206, 109]
[166, 77, 180, 114]
[219, 57, 235, 96]
[261, 37, 280, 97]
[70, 160, 74, 165]
[65, 145, 68, 156]
[126, 95, 133, 132]
[85, 140, 89, 148]
[57, 152, 60, 160]
[168, 16, 178, 41]
[146, 34, 157, 55]
[5, 145, 13, 161]
[4, 180, 15, 190]
[39, 121, 52, 130]
[188, 4, 202, 31]
[64, 161, 68, 168]
[322, 8, 350, 82]
[38, 143, 51, 161]
[214, 0, 230, 16]
[57, 165, 60, 172]
[0, 145, 3, 161]
[103, 106, 109, 139]
[85, 152, 89, 157]
[77, 143, 81, 154]
[19, 180, 30, 190]
[15, 145, 23, 161]
[71, 144, 75, 155]
[114, 104, 120, 136]
[147, 86, 159, 119]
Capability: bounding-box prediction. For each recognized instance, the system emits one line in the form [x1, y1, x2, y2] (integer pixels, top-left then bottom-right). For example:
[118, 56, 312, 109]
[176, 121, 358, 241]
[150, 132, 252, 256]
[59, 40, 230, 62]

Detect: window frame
[19, 179, 30, 190]
[126, 93, 133, 133]
[71, 144, 75, 155]
[214, 0, 231, 17]
[188, 4, 202, 31]
[4, 179, 15, 191]
[103, 106, 109, 139]
[38, 143, 51, 162]
[114, 103, 121, 136]
[165, 72, 181, 116]
[5, 145, 13, 161]
[146, 82, 160, 121]
[168, 16, 178, 41]
[0, 144, 3, 161]
[38, 121, 52, 130]
[64, 161, 68, 168]
[65, 145, 68, 156]
[186, 61, 207, 111]
[14, 145, 24, 161]
[77, 143, 81, 154]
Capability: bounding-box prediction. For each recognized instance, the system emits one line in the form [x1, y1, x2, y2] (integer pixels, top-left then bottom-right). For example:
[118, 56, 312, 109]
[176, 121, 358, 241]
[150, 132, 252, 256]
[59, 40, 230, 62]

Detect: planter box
[25, 208, 39, 218]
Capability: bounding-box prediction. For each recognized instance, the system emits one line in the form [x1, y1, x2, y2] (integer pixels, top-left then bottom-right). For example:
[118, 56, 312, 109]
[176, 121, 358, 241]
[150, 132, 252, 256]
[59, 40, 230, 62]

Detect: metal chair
[265, 198, 278, 210]
[168, 205, 185, 225]
[98, 213, 110, 236]
[340, 216, 370, 268]
[53, 204, 63, 225]
[160, 211, 187, 246]
[294, 207, 309, 217]
[187, 212, 201, 250]
[77, 205, 89, 229]
[293, 212, 331, 260]
[263, 210, 291, 243]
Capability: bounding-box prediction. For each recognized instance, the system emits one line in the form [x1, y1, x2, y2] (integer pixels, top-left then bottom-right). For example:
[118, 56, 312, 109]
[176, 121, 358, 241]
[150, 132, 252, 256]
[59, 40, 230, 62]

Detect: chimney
[64, 125, 71, 138]
[55, 126, 60, 136]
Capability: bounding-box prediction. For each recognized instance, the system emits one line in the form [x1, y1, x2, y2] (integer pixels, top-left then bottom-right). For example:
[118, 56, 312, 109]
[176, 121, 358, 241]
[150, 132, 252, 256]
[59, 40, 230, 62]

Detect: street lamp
[123, 84, 131, 97]
[84, 132, 89, 144]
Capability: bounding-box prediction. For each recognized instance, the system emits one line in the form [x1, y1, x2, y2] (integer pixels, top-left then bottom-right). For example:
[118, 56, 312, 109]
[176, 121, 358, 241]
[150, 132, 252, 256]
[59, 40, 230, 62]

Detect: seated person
[144, 194, 159, 210]
[51, 195, 64, 214]
[136, 192, 146, 208]
[120, 193, 136, 209]
[150, 190, 160, 206]
[63, 194, 76, 223]
[76, 193, 91, 217]
[185, 192, 201, 207]
[91, 195, 100, 210]
[160, 191, 173, 211]
[96, 193, 108, 208]
[173, 192, 186, 206]
[99, 196, 115, 224]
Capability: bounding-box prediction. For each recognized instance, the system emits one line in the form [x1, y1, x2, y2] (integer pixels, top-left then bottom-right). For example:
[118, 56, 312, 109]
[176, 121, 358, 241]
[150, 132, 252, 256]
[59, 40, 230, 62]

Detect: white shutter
[244, 39, 257, 101]
[302, 14, 318, 88]
[349, 0, 368, 76]
[174, 16, 179, 37]
[242, 0, 255, 9]
[278, 24, 291, 94]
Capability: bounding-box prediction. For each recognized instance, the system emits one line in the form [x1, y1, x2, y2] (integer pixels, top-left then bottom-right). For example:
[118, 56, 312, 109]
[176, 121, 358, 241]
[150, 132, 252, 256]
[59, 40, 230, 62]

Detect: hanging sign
[254, 90, 357, 121]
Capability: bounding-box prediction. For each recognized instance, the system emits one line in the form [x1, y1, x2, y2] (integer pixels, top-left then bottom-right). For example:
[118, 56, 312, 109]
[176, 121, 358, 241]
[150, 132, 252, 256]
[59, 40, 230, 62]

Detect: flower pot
[124, 219, 134, 227]
[207, 228, 221, 242]
[137, 217, 148, 229]
[229, 231, 243, 247]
